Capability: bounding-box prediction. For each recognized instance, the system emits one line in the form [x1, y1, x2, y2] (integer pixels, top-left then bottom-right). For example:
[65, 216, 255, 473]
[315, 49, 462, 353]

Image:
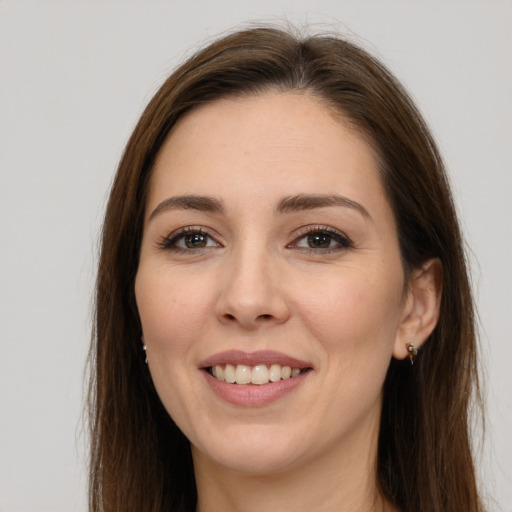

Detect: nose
[215, 245, 291, 330]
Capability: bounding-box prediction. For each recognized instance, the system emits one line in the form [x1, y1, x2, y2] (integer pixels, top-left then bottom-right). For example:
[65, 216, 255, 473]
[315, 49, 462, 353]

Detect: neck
[193, 409, 397, 512]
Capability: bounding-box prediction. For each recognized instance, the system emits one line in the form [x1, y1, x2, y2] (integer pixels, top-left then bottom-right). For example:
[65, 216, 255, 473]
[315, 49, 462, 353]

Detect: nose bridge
[216, 235, 289, 328]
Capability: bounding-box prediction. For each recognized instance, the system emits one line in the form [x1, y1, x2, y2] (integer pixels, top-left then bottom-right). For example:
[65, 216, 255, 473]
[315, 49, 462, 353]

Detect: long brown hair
[89, 26, 484, 512]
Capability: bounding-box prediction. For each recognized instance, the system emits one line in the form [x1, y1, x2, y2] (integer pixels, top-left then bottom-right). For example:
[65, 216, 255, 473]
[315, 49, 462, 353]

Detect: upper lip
[199, 350, 312, 369]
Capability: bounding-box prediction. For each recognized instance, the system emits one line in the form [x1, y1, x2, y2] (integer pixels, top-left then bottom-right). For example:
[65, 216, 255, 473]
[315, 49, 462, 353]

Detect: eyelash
[288, 225, 353, 254]
[156, 226, 220, 253]
[157, 225, 353, 254]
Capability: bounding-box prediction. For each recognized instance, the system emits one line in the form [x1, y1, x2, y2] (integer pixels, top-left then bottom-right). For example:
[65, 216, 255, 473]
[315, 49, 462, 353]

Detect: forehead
[148, 92, 385, 213]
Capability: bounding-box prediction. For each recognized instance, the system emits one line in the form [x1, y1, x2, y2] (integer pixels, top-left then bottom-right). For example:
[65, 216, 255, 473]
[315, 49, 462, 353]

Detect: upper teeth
[211, 364, 303, 385]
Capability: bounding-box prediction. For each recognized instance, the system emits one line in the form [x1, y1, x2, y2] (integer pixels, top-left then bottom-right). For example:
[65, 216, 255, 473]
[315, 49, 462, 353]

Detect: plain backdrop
[1, 1, 511, 511]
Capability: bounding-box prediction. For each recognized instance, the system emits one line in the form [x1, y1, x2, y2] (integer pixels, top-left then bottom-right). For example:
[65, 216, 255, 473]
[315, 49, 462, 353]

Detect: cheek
[292, 265, 404, 427]
[135, 268, 215, 427]
[135, 269, 214, 357]
[291, 263, 404, 365]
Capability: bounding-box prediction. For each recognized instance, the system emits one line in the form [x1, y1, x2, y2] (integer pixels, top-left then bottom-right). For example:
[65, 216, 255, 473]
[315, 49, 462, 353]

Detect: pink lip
[202, 370, 311, 407]
[199, 350, 313, 407]
[198, 350, 311, 369]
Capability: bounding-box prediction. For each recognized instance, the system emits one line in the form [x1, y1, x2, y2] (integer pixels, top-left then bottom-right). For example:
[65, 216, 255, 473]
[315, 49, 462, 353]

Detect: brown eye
[183, 233, 208, 248]
[292, 228, 352, 253]
[160, 228, 220, 252]
[307, 233, 331, 249]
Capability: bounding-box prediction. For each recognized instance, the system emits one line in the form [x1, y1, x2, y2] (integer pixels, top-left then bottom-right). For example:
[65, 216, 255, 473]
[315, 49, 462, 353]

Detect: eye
[158, 227, 220, 252]
[290, 226, 352, 253]
[176, 232, 215, 249]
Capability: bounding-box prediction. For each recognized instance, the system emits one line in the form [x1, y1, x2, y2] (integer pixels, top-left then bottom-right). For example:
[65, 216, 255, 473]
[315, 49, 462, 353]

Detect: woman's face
[135, 92, 411, 475]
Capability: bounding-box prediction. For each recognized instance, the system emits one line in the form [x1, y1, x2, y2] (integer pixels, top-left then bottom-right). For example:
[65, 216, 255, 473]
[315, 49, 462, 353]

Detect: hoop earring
[406, 342, 418, 365]
[142, 344, 148, 364]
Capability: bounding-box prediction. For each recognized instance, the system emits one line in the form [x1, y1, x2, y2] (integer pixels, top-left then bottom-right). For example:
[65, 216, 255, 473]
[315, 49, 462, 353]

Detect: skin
[135, 92, 441, 512]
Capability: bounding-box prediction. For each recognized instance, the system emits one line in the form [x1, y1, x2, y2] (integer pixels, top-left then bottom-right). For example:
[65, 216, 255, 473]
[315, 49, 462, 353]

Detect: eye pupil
[308, 233, 330, 248]
[185, 233, 207, 248]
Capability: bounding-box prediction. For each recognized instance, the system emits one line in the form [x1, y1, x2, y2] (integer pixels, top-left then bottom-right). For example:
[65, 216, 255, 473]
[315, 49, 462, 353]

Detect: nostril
[257, 314, 272, 321]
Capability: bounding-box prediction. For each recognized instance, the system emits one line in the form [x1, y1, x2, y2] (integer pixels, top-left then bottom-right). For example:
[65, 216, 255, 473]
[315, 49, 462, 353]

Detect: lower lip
[202, 370, 310, 407]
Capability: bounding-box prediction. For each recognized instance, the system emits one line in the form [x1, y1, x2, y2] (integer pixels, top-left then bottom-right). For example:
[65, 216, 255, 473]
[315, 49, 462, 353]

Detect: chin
[191, 424, 306, 475]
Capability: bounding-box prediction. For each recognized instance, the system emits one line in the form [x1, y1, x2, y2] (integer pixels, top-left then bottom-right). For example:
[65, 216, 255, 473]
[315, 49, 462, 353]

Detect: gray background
[1, 1, 511, 510]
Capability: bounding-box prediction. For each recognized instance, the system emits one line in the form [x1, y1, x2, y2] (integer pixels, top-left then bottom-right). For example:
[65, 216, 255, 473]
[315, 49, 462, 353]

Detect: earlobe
[393, 258, 443, 361]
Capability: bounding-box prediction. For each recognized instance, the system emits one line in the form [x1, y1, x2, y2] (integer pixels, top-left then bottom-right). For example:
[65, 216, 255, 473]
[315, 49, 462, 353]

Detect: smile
[208, 364, 309, 385]
[199, 350, 313, 405]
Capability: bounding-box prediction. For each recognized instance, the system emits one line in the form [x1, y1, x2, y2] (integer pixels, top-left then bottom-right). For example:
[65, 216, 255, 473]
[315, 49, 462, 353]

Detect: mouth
[199, 350, 312, 406]
[199, 350, 313, 386]
[207, 363, 312, 385]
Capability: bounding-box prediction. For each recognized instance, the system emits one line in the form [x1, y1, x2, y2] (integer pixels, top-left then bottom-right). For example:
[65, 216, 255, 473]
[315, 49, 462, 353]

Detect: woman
[89, 27, 484, 511]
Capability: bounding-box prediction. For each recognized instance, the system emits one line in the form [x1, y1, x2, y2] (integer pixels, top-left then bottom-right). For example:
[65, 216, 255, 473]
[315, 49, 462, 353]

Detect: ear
[393, 258, 443, 360]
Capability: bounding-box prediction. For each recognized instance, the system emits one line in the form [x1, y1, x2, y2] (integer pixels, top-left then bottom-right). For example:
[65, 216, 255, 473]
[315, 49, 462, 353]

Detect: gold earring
[406, 342, 418, 365]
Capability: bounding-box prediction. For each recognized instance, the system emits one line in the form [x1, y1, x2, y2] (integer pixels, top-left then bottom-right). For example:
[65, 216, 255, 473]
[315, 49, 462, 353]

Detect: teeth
[235, 365, 251, 385]
[269, 364, 281, 382]
[211, 363, 306, 385]
[224, 364, 236, 383]
[213, 365, 224, 380]
[281, 366, 292, 379]
[251, 365, 269, 385]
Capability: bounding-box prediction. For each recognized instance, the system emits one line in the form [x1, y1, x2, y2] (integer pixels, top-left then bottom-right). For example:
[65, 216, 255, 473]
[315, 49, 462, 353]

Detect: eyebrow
[149, 195, 225, 221]
[148, 193, 371, 221]
[276, 194, 371, 220]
